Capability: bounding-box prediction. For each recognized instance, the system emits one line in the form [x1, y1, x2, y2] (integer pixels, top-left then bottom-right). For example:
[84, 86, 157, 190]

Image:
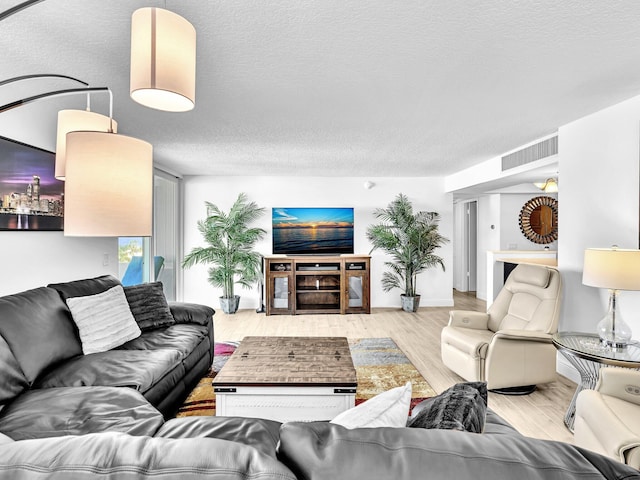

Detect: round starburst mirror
[519, 196, 558, 244]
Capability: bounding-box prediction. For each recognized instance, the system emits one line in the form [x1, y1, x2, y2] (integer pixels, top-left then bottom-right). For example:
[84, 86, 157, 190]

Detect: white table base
[214, 385, 356, 422]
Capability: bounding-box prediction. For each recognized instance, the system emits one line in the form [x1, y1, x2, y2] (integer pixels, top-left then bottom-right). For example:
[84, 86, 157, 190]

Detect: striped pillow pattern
[66, 285, 141, 355]
[123, 282, 174, 330]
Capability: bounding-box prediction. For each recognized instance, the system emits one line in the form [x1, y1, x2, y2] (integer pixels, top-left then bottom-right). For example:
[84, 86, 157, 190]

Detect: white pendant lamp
[55, 110, 117, 180]
[64, 131, 153, 237]
[130, 7, 196, 112]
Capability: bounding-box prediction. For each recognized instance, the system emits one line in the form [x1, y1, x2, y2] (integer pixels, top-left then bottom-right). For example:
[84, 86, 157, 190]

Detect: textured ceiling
[1, 1, 640, 178]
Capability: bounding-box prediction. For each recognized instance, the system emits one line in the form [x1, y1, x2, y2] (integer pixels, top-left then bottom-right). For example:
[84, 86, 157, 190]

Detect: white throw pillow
[330, 381, 412, 429]
[66, 285, 141, 355]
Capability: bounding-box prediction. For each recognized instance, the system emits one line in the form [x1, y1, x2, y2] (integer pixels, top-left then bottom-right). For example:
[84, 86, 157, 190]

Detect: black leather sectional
[0, 277, 636, 479]
[0, 275, 214, 440]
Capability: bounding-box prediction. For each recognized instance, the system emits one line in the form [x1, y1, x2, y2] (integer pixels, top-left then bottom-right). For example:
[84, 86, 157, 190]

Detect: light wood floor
[214, 290, 575, 444]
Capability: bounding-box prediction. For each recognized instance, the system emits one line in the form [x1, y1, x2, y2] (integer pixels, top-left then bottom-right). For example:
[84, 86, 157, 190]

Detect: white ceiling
[1, 1, 640, 181]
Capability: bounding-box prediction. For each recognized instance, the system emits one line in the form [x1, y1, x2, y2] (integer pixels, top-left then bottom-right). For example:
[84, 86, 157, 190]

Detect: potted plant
[366, 193, 448, 312]
[182, 193, 266, 314]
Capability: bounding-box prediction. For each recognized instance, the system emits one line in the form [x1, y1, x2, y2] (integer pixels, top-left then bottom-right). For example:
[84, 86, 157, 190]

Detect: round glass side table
[552, 332, 640, 432]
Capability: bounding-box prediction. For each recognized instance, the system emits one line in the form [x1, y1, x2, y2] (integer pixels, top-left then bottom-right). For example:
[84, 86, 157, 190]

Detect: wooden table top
[213, 336, 357, 387]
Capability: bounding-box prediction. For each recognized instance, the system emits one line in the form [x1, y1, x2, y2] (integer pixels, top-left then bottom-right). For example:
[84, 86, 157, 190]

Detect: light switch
[103, 253, 109, 266]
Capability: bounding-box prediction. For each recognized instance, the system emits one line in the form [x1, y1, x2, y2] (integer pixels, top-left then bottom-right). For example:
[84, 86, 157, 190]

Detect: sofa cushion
[0, 432, 298, 480]
[277, 422, 638, 480]
[48, 274, 121, 301]
[0, 335, 29, 409]
[0, 386, 163, 440]
[408, 382, 487, 433]
[0, 287, 82, 385]
[124, 282, 175, 330]
[34, 349, 182, 394]
[157, 416, 283, 458]
[118, 324, 211, 375]
[331, 381, 412, 429]
[118, 324, 208, 357]
[66, 285, 141, 354]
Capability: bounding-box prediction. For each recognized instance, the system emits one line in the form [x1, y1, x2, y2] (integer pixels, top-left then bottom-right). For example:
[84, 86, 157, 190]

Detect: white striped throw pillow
[66, 285, 141, 354]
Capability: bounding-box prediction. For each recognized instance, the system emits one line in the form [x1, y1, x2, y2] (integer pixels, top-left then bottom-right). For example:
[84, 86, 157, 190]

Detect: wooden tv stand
[264, 255, 370, 315]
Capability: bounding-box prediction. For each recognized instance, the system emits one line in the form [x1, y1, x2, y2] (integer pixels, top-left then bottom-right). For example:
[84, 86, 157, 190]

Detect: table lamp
[582, 247, 640, 347]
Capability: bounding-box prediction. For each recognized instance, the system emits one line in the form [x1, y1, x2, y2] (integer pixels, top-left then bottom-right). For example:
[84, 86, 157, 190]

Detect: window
[118, 169, 181, 301]
[153, 171, 180, 301]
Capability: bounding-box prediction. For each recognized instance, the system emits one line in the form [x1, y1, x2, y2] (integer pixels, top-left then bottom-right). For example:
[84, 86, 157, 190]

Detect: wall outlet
[103, 253, 109, 266]
[507, 243, 518, 250]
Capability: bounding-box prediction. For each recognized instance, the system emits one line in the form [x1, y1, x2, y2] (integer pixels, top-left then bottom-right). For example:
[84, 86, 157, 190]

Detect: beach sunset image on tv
[272, 207, 354, 254]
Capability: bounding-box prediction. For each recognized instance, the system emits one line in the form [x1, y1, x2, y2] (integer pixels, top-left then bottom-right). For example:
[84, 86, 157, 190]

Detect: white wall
[0, 118, 117, 297]
[182, 176, 454, 310]
[0, 233, 117, 296]
[557, 94, 640, 380]
[475, 194, 501, 300]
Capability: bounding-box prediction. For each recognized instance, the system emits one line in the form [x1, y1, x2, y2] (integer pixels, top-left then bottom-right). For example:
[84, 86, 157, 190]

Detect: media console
[264, 255, 370, 315]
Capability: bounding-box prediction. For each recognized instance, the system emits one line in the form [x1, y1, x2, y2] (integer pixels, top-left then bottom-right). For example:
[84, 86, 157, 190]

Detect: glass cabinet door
[345, 270, 369, 313]
[267, 270, 293, 314]
[348, 275, 363, 308]
[272, 275, 290, 309]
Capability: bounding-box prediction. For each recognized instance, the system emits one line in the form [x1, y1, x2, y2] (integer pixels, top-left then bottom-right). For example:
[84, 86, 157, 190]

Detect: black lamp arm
[0, 86, 114, 131]
[0, 0, 47, 22]
[0, 74, 89, 88]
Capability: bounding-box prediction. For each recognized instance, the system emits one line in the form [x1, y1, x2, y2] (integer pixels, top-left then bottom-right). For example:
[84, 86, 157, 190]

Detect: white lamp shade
[583, 248, 640, 291]
[55, 110, 116, 180]
[130, 7, 196, 112]
[64, 131, 153, 237]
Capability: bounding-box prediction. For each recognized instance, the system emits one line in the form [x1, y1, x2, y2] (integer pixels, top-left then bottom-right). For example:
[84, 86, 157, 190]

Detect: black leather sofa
[0, 411, 637, 479]
[0, 278, 636, 479]
[0, 275, 214, 440]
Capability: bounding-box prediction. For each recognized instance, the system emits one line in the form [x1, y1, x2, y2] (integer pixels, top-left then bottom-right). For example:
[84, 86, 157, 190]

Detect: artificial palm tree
[182, 193, 266, 313]
[366, 193, 448, 312]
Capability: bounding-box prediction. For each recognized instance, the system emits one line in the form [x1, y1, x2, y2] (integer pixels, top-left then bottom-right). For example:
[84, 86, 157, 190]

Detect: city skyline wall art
[0, 136, 64, 231]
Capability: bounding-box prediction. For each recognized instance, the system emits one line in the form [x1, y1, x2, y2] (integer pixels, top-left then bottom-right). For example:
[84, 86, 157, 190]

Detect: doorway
[464, 201, 478, 293]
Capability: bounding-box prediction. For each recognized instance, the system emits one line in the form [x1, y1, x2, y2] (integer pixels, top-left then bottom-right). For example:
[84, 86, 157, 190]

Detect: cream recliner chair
[441, 263, 562, 393]
[575, 368, 640, 469]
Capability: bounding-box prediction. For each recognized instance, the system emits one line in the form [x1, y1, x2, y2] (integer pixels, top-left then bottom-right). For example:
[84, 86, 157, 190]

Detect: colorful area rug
[176, 337, 435, 417]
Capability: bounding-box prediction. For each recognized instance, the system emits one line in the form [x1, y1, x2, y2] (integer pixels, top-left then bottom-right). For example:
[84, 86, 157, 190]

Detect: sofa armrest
[596, 368, 640, 406]
[576, 388, 640, 467]
[169, 302, 215, 326]
[492, 330, 553, 343]
[448, 310, 489, 329]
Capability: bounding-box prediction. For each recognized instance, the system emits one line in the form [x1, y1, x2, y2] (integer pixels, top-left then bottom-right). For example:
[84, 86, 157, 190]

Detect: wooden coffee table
[213, 336, 357, 422]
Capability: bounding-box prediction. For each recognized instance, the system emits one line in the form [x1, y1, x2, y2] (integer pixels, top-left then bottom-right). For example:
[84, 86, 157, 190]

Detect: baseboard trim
[419, 298, 455, 307]
[556, 353, 580, 384]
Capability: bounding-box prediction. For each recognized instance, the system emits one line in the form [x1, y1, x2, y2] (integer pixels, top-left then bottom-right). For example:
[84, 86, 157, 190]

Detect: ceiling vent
[501, 135, 558, 171]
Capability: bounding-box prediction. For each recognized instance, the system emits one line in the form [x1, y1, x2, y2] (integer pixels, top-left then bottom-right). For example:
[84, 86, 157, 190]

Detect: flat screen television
[272, 207, 354, 255]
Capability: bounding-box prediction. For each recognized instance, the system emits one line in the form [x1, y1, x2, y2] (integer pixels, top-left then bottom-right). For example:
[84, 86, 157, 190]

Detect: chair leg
[490, 385, 537, 395]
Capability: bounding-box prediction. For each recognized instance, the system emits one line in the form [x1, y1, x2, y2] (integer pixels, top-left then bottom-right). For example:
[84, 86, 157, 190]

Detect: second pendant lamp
[56, 110, 116, 180]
